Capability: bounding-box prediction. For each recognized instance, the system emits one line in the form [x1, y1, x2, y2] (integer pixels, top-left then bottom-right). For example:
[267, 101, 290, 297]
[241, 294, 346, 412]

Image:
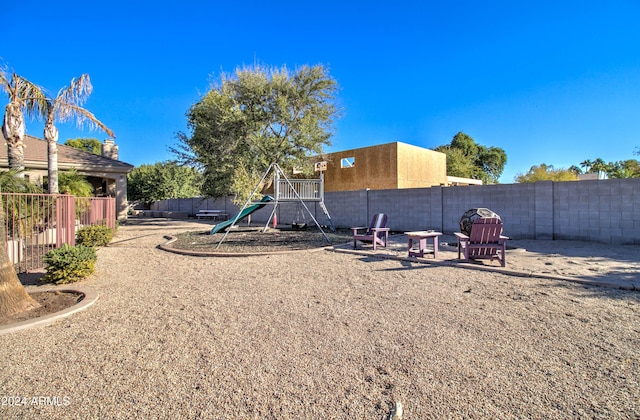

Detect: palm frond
[1, 67, 47, 118]
[0, 170, 43, 193]
[51, 74, 114, 138]
[58, 169, 93, 196]
[57, 74, 92, 109]
[57, 103, 115, 138]
[0, 67, 9, 93]
[14, 74, 48, 119]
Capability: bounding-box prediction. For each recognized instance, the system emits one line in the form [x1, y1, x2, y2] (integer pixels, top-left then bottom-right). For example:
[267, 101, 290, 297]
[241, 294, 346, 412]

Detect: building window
[341, 157, 355, 168]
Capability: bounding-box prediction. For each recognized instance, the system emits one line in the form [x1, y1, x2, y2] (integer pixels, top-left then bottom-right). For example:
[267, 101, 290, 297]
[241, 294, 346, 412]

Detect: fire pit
[459, 208, 501, 236]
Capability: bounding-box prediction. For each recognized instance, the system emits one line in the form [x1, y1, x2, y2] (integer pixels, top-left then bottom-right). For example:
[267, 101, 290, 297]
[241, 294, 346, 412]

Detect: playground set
[211, 162, 335, 248]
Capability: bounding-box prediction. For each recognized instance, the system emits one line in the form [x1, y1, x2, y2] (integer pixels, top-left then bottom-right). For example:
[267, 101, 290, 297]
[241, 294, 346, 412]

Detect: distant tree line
[127, 162, 203, 206]
[65, 137, 103, 155]
[515, 153, 640, 183]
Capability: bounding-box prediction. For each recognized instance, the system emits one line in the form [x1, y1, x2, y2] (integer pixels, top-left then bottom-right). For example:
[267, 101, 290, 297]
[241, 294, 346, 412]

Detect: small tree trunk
[0, 205, 39, 318]
[45, 121, 59, 194]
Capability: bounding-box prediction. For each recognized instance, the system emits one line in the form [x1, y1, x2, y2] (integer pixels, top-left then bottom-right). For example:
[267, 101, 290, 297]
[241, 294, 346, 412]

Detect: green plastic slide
[210, 196, 274, 234]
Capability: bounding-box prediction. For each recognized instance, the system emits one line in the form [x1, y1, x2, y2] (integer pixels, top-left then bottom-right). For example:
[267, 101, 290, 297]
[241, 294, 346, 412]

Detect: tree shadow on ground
[18, 272, 45, 286]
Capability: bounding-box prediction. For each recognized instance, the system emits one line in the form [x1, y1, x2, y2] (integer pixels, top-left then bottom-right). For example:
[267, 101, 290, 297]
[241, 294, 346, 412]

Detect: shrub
[76, 225, 114, 247]
[43, 244, 97, 284]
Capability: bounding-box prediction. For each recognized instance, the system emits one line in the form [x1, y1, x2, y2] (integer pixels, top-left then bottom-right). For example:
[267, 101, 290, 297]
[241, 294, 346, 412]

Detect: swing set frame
[216, 162, 335, 248]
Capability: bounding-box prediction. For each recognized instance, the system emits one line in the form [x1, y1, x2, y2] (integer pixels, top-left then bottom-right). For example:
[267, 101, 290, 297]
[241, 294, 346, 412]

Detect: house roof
[0, 134, 134, 174]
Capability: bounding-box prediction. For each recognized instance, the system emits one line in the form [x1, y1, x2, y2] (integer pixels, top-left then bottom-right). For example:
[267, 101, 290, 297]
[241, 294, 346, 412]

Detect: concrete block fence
[150, 178, 640, 245]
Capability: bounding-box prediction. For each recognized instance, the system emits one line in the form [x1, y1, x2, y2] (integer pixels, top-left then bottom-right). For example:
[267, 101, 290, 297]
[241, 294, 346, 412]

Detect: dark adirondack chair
[454, 217, 509, 267]
[352, 213, 390, 250]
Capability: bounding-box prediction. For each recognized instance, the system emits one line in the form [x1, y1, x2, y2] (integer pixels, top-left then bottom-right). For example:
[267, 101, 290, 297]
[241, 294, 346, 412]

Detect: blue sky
[2, 0, 639, 183]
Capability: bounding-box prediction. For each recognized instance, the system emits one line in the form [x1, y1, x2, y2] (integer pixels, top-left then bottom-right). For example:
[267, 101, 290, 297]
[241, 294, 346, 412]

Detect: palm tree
[590, 158, 607, 174]
[579, 159, 592, 173]
[568, 165, 582, 175]
[0, 67, 45, 316]
[58, 168, 94, 196]
[0, 169, 43, 193]
[44, 74, 115, 193]
[1, 67, 48, 175]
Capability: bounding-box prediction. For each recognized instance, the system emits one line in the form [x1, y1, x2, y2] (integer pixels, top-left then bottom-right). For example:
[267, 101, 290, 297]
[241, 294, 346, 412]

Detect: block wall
[553, 179, 640, 244]
[440, 183, 537, 239]
[150, 178, 640, 245]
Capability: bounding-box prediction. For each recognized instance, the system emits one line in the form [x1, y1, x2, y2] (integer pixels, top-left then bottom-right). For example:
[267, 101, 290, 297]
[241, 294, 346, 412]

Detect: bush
[43, 244, 97, 284]
[76, 225, 114, 247]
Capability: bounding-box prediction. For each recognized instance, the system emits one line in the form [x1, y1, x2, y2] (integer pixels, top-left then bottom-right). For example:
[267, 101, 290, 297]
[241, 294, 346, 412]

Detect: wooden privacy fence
[2, 193, 116, 273]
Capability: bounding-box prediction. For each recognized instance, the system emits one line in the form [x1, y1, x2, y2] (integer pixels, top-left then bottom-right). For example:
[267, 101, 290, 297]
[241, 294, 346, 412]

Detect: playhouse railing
[276, 178, 323, 201]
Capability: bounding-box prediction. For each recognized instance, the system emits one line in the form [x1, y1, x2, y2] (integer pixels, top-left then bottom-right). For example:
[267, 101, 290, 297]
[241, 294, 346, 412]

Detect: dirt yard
[2, 219, 638, 419]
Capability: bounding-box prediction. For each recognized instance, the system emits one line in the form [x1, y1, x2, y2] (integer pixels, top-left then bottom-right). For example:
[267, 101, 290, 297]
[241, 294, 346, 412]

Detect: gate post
[56, 194, 76, 247]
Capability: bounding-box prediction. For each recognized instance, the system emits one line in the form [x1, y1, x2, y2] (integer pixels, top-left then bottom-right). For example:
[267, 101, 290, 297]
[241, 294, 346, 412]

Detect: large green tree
[64, 137, 103, 155]
[43, 75, 114, 194]
[514, 164, 578, 182]
[435, 132, 507, 184]
[173, 64, 339, 202]
[127, 161, 203, 205]
[1, 67, 47, 175]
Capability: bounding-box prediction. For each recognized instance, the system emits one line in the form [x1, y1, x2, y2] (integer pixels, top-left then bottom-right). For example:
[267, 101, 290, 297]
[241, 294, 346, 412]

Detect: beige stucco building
[0, 135, 133, 220]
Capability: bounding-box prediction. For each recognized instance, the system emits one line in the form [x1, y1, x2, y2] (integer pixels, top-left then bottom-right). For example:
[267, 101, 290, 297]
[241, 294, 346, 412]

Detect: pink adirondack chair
[352, 213, 390, 250]
[454, 217, 509, 267]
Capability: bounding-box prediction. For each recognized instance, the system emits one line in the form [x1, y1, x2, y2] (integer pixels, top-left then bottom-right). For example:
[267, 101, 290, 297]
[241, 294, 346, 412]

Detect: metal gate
[2, 193, 116, 273]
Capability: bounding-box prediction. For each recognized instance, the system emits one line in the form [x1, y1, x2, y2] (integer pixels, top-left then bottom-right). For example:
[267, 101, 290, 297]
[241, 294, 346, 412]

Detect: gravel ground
[169, 226, 354, 253]
[1, 218, 639, 419]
